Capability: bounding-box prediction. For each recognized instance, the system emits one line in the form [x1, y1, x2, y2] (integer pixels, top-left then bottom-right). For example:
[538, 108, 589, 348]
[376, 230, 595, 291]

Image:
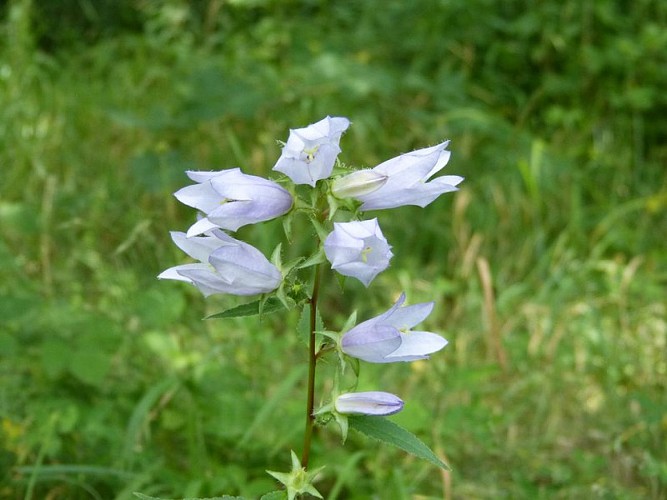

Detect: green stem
[301, 263, 322, 468]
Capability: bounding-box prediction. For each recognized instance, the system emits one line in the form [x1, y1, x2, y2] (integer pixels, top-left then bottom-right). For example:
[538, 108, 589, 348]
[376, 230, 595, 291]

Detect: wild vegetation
[1, 0, 665, 498]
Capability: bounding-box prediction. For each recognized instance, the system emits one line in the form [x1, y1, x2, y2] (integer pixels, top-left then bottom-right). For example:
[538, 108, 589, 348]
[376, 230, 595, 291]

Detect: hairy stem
[301, 262, 322, 468]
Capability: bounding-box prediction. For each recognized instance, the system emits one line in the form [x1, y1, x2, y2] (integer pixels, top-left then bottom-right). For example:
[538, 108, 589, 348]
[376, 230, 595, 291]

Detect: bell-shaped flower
[158, 231, 281, 296]
[347, 141, 464, 210]
[323, 219, 393, 287]
[273, 116, 350, 186]
[335, 391, 404, 416]
[341, 293, 447, 363]
[174, 168, 292, 236]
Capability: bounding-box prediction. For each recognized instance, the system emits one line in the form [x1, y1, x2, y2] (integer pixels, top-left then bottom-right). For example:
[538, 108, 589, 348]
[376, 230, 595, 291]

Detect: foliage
[1, 0, 665, 498]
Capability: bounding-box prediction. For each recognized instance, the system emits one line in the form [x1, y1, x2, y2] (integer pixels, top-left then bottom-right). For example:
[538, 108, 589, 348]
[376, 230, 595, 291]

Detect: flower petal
[341, 324, 401, 363]
[174, 181, 222, 214]
[384, 331, 449, 362]
[157, 263, 210, 283]
[185, 217, 220, 238]
[384, 301, 435, 330]
[169, 231, 228, 262]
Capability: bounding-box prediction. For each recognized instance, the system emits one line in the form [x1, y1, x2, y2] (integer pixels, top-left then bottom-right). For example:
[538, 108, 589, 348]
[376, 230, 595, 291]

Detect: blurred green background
[1, 0, 666, 498]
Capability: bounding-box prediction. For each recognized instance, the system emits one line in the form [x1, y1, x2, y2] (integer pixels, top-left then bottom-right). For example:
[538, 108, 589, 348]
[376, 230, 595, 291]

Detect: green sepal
[337, 311, 358, 373]
[335, 272, 347, 290]
[298, 247, 326, 269]
[266, 451, 324, 500]
[204, 297, 284, 319]
[270, 243, 283, 269]
[282, 210, 294, 242]
[307, 215, 330, 243]
[326, 191, 341, 220]
[348, 416, 450, 470]
[317, 329, 341, 343]
[274, 283, 295, 310]
[340, 310, 358, 333]
[334, 412, 350, 442]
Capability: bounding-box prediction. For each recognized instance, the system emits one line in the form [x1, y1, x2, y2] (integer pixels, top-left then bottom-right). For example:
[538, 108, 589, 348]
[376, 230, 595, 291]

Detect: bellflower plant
[158, 116, 462, 499]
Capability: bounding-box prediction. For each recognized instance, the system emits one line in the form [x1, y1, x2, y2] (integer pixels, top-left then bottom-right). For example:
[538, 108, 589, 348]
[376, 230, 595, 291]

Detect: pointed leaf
[204, 297, 284, 319]
[297, 305, 325, 346]
[348, 416, 450, 470]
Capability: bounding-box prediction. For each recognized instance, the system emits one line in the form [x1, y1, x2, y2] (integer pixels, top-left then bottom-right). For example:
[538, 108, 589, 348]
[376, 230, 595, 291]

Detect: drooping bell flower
[158, 231, 281, 296]
[323, 219, 392, 287]
[341, 293, 447, 363]
[341, 141, 463, 210]
[273, 116, 350, 186]
[335, 391, 404, 416]
[174, 168, 292, 236]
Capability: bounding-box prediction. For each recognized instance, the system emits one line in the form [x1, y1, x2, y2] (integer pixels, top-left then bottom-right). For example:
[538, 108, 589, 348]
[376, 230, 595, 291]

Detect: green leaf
[205, 297, 284, 319]
[297, 305, 325, 346]
[348, 416, 450, 470]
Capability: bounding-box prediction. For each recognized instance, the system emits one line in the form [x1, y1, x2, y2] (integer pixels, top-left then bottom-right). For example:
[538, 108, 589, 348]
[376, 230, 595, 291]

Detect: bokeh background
[1, 0, 666, 498]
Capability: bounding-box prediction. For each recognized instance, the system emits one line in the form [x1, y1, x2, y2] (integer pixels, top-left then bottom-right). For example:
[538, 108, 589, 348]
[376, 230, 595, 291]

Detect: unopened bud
[331, 170, 388, 199]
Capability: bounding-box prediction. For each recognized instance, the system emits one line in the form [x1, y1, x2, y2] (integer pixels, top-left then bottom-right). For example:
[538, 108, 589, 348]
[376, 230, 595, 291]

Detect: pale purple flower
[158, 231, 281, 296]
[335, 391, 404, 416]
[341, 293, 448, 363]
[323, 219, 393, 287]
[344, 141, 464, 210]
[174, 168, 292, 236]
[273, 116, 350, 186]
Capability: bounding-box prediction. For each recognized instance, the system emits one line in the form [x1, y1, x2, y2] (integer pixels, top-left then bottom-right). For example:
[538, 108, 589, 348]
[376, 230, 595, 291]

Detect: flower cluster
[160, 116, 462, 422]
[160, 170, 290, 295]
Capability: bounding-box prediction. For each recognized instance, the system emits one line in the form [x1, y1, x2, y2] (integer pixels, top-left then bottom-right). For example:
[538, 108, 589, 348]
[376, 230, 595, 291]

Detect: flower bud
[331, 169, 388, 199]
[335, 391, 404, 416]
